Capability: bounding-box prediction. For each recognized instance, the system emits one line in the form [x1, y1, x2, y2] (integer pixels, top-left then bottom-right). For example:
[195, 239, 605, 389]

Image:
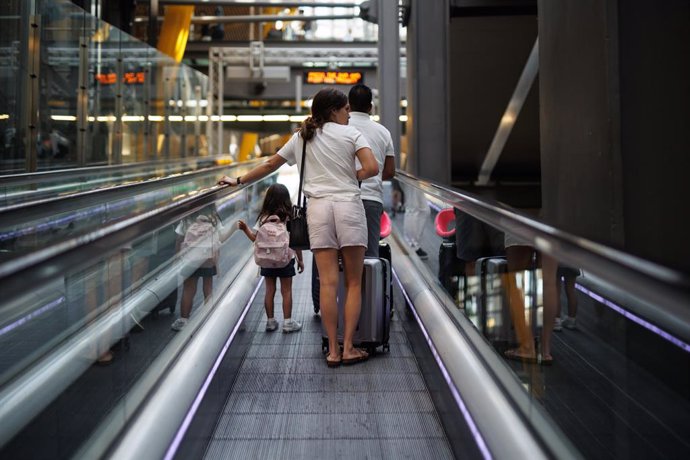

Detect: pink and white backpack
[254, 215, 292, 268]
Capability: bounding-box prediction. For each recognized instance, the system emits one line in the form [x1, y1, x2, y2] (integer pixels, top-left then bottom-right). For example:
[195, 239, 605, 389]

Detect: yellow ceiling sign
[305, 71, 363, 85]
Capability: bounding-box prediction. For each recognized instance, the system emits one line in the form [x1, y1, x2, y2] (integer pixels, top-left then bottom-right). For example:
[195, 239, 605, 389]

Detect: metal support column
[143, 61, 153, 162]
[76, 35, 89, 166]
[149, 0, 159, 47]
[113, 53, 124, 164]
[180, 78, 187, 158]
[217, 56, 224, 157]
[163, 69, 172, 160]
[295, 73, 302, 113]
[19, 2, 40, 173]
[194, 85, 201, 157]
[378, 0, 400, 156]
[406, 0, 450, 182]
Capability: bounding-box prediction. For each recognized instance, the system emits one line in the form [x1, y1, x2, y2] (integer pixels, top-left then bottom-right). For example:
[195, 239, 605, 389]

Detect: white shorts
[307, 197, 368, 250]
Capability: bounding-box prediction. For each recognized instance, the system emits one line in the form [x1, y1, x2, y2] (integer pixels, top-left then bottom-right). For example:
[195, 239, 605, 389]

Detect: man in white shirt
[347, 84, 396, 257]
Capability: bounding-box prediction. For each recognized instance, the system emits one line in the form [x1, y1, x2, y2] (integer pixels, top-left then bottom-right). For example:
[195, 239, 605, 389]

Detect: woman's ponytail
[298, 88, 348, 141]
[299, 116, 319, 141]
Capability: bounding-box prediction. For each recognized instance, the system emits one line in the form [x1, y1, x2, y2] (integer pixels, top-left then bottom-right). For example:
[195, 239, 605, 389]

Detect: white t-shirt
[277, 122, 370, 200]
[348, 112, 396, 204]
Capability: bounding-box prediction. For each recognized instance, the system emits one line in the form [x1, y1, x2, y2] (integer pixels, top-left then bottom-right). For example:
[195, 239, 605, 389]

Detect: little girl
[238, 183, 304, 333]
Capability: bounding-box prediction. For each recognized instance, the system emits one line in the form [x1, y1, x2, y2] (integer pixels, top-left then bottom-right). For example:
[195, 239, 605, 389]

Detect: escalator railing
[392, 171, 690, 459]
[0, 159, 262, 265]
[0, 157, 223, 208]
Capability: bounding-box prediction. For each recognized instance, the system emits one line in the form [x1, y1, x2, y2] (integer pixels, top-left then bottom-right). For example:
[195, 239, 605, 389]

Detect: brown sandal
[342, 348, 369, 365]
[326, 355, 342, 368]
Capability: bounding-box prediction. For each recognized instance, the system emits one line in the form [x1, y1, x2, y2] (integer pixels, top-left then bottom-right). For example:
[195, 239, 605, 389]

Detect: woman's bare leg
[313, 248, 340, 361]
[340, 245, 366, 360]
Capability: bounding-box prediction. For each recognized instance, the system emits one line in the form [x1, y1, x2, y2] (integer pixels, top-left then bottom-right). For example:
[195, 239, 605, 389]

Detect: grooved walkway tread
[204, 257, 454, 459]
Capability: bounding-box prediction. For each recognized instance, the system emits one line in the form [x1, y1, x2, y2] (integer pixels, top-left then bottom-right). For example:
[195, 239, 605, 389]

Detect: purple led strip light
[0, 296, 65, 337]
[163, 278, 264, 460]
[392, 268, 493, 460]
[575, 283, 690, 353]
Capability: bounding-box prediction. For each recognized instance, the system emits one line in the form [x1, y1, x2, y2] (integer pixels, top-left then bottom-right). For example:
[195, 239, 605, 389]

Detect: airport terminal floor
[1, 162, 689, 460]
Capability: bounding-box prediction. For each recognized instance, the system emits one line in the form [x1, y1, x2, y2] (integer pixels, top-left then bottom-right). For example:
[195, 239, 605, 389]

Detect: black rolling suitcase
[378, 242, 394, 312]
[321, 256, 392, 354]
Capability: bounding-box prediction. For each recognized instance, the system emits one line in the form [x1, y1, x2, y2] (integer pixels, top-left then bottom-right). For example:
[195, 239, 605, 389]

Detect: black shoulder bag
[288, 137, 310, 250]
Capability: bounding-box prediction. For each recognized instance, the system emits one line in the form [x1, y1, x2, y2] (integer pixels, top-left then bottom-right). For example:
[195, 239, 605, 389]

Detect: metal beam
[138, 0, 359, 6]
[135, 14, 358, 24]
[476, 37, 538, 186]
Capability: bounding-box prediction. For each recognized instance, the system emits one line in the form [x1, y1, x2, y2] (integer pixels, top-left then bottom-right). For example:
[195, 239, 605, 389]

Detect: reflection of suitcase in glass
[321, 257, 392, 354]
[476, 257, 514, 348]
[476, 257, 539, 351]
[438, 241, 464, 300]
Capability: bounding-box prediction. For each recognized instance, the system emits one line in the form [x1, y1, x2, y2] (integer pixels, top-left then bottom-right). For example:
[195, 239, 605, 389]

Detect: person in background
[403, 185, 431, 259]
[347, 83, 396, 257]
[553, 265, 580, 331]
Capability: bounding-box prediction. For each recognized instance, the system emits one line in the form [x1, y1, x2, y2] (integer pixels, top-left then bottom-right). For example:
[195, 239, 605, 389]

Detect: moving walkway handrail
[0, 172, 247, 301]
[389, 234, 573, 460]
[396, 170, 690, 344]
[0, 156, 224, 188]
[0, 159, 261, 225]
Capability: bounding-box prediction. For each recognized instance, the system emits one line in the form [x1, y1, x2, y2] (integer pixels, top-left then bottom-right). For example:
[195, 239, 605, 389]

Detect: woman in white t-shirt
[219, 88, 378, 367]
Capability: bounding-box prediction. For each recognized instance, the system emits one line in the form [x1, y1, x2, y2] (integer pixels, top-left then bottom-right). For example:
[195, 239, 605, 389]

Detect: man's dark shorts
[454, 209, 505, 261]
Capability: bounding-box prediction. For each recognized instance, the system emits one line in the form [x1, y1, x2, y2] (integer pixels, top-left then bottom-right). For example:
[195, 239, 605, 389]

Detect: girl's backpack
[182, 215, 219, 267]
[254, 215, 292, 268]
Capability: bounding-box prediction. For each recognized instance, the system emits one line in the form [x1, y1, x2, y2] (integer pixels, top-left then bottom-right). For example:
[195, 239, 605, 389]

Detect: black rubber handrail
[0, 159, 260, 226]
[396, 170, 690, 343]
[0, 156, 224, 188]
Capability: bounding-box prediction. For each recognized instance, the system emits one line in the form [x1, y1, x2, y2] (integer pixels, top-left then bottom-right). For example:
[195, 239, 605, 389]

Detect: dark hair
[348, 84, 372, 113]
[258, 183, 293, 223]
[299, 88, 348, 141]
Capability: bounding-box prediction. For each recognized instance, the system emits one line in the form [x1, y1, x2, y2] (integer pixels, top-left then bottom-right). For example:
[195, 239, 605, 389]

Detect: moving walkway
[0, 170, 689, 459]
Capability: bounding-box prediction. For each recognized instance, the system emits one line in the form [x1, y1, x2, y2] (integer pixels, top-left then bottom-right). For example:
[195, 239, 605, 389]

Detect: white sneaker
[265, 318, 279, 332]
[282, 319, 302, 334]
[562, 316, 577, 330]
[553, 317, 563, 332]
[171, 317, 188, 331]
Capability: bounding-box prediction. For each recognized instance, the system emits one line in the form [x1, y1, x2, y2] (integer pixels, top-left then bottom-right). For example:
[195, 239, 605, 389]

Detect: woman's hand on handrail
[218, 155, 288, 187]
[218, 175, 238, 186]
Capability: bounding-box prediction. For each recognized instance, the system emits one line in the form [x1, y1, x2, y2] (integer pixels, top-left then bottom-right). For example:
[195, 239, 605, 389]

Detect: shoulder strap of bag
[297, 136, 307, 207]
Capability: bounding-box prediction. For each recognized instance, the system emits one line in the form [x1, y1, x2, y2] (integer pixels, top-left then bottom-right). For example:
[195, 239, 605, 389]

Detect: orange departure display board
[95, 72, 145, 85]
[305, 71, 363, 85]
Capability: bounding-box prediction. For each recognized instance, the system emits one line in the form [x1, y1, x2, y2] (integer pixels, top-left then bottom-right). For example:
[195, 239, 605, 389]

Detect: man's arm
[382, 156, 395, 180]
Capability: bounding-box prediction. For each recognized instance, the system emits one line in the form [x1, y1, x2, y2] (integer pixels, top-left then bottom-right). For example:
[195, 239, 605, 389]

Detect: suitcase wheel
[383, 344, 390, 353]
